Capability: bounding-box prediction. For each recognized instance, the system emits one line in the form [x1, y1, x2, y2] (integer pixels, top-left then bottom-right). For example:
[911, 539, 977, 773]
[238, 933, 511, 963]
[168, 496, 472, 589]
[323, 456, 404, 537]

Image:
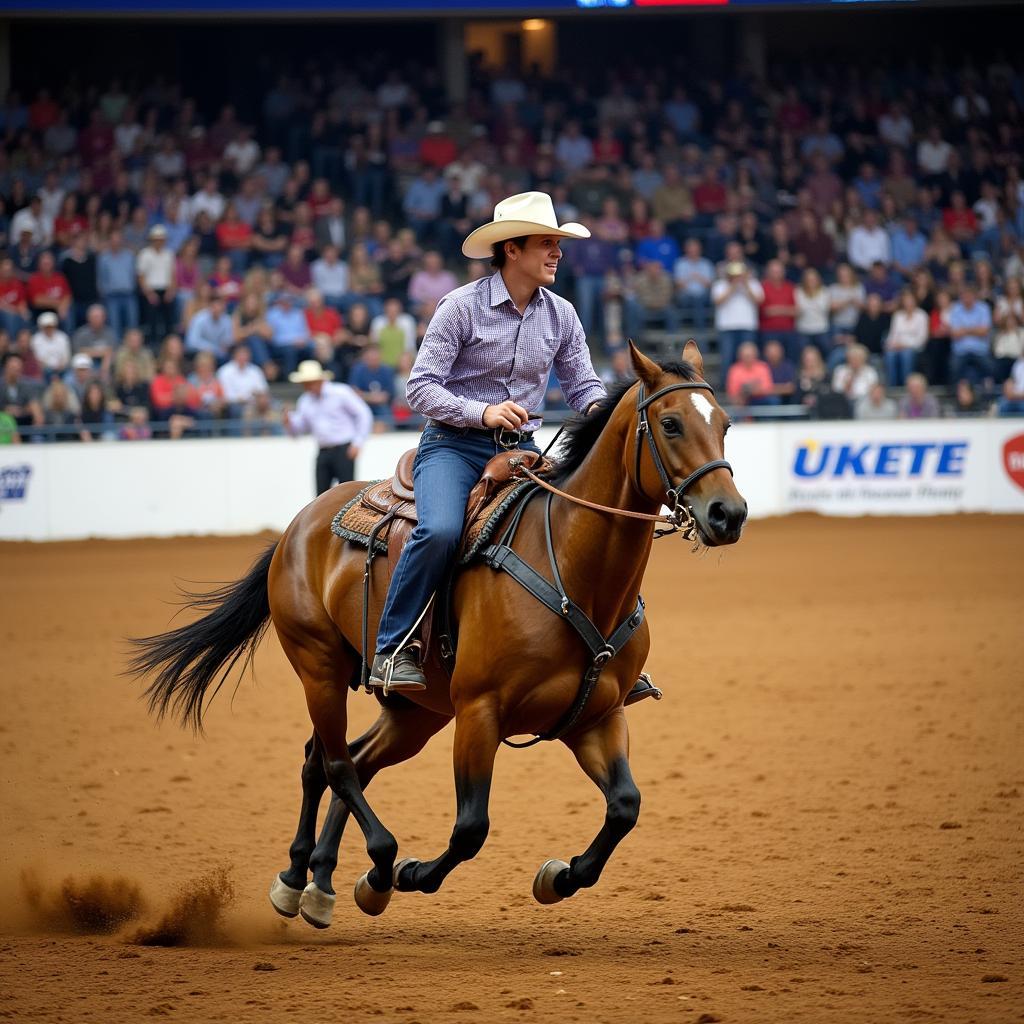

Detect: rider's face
[512, 235, 563, 287]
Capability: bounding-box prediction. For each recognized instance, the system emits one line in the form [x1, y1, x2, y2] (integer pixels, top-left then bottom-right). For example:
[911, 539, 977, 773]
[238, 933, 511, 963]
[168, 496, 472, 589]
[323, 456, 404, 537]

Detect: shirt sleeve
[552, 305, 607, 414]
[340, 384, 374, 446]
[405, 294, 489, 427]
[288, 394, 311, 434]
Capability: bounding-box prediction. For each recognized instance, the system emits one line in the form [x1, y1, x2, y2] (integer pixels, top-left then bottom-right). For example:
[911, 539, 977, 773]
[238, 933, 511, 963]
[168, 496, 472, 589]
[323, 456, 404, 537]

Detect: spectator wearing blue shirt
[890, 216, 927, 279]
[402, 165, 446, 245]
[672, 238, 714, 329]
[853, 163, 882, 210]
[348, 344, 395, 426]
[948, 285, 993, 385]
[635, 220, 680, 274]
[566, 229, 618, 343]
[185, 296, 234, 362]
[266, 293, 312, 374]
[96, 229, 137, 340]
[864, 261, 900, 313]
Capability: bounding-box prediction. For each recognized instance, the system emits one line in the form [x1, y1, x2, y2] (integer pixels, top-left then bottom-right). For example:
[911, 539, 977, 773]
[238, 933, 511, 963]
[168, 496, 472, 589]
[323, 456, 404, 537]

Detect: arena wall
[1, 420, 1022, 541]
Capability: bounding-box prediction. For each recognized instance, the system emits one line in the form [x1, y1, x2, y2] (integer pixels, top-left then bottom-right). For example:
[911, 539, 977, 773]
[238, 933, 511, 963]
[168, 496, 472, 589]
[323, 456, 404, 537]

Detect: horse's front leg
[533, 708, 640, 903]
[394, 699, 499, 895]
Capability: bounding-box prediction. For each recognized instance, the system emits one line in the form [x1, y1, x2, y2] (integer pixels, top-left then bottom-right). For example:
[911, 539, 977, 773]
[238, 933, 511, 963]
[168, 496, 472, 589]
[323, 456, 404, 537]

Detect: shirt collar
[488, 270, 544, 314]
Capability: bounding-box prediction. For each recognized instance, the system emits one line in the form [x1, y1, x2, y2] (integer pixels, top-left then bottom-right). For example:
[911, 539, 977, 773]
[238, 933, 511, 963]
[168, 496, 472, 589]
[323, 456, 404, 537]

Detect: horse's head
[628, 339, 747, 546]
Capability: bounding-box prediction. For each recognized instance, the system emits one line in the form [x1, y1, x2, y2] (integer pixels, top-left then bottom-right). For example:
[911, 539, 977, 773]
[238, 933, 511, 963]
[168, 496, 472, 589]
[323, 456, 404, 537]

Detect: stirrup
[624, 672, 663, 707]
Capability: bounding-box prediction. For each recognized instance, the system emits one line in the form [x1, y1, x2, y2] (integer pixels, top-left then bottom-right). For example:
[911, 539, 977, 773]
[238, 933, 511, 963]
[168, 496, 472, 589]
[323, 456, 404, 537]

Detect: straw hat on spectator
[461, 191, 589, 260]
[38, 311, 58, 327]
[71, 353, 93, 370]
[149, 224, 168, 240]
[288, 360, 334, 384]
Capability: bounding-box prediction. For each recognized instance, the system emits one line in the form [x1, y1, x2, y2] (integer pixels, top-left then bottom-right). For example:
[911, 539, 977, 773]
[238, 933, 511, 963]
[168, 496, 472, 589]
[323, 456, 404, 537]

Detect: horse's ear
[628, 339, 661, 388]
[682, 338, 705, 378]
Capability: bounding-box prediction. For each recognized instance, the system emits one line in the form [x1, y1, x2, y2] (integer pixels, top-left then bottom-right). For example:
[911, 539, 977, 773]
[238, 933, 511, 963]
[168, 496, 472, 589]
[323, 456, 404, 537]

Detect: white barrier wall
[1, 420, 1022, 541]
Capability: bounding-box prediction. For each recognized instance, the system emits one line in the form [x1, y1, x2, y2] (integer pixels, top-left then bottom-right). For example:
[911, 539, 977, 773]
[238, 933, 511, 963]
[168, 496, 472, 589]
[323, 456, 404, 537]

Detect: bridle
[519, 378, 734, 540]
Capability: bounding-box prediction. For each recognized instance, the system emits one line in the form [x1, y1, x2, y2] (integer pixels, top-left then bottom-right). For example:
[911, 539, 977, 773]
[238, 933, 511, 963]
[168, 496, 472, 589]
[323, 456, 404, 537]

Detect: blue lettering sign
[0, 464, 31, 500]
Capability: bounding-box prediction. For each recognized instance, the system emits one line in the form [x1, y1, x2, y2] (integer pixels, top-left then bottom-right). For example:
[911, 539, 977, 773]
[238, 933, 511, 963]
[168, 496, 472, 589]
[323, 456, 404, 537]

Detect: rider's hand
[482, 401, 529, 430]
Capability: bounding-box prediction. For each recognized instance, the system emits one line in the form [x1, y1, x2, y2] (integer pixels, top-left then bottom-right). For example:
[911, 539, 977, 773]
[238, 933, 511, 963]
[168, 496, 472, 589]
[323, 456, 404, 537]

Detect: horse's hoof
[298, 882, 336, 929]
[533, 859, 570, 905]
[268, 874, 303, 918]
[393, 857, 419, 891]
[353, 872, 392, 916]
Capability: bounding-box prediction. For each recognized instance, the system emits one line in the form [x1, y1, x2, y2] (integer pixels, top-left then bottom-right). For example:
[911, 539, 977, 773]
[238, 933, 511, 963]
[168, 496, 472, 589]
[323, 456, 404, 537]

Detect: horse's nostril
[707, 501, 728, 531]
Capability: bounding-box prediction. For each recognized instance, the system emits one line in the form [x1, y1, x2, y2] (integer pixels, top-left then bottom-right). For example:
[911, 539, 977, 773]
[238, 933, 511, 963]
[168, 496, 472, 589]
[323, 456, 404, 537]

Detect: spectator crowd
[3, 48, 1024, 444]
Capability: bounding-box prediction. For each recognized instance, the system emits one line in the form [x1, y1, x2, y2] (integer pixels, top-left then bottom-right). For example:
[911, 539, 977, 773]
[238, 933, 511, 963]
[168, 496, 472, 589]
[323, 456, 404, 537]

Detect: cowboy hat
[461, 191, 589, 260]
[288, 359, 334, 384]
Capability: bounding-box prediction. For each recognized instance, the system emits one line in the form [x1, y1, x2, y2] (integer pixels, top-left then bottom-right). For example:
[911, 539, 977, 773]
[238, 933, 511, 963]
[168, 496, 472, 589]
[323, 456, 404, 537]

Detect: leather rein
[518, 380, 733, 541]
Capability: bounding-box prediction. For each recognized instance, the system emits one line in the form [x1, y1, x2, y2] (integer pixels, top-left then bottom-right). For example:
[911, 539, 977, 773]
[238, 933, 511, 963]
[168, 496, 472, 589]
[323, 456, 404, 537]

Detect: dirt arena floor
[0, 514, 1021, 1024]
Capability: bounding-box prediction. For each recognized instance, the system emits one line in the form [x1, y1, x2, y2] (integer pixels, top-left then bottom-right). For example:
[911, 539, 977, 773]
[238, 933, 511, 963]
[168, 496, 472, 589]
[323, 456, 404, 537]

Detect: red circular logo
[1003, 433, 1024, 492]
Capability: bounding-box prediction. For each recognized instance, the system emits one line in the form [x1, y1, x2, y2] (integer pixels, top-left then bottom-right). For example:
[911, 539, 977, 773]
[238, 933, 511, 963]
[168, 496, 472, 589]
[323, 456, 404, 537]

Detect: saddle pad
[330, 477, 535, 565]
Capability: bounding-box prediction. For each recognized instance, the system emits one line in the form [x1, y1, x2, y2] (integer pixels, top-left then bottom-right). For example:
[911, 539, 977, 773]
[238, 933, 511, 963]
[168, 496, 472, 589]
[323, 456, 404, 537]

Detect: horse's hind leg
[532, 710, 640, 904]
[268, 732, 327, 918]
[305, 699, 450, 923]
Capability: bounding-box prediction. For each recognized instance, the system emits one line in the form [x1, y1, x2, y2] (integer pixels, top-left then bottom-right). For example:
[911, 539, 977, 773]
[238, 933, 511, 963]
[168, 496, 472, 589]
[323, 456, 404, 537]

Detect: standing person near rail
[369, 191, 657, 707]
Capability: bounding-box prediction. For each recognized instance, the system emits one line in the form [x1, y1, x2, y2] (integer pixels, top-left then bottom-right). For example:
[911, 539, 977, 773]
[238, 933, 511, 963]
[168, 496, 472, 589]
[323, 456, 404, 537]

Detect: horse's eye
[660, 417, 680, 435]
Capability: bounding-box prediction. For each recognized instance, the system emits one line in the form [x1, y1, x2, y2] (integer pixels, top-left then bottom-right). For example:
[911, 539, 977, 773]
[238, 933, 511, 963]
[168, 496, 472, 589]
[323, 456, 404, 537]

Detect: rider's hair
[490, 236, 529, 269]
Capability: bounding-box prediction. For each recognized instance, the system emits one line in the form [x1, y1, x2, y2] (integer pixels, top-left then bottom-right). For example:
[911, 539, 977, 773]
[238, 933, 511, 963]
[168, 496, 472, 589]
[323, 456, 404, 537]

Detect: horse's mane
[547, 359, 699, 484]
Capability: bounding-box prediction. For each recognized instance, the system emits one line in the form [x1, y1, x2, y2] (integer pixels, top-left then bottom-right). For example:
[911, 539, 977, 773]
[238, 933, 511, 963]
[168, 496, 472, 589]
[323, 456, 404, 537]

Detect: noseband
[634, 381, 733, 536]
[519, 378, 734, 540]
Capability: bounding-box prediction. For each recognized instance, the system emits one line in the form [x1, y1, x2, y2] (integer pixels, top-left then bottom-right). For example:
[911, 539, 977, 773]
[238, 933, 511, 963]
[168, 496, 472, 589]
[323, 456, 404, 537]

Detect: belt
[425, 419, 537, 449]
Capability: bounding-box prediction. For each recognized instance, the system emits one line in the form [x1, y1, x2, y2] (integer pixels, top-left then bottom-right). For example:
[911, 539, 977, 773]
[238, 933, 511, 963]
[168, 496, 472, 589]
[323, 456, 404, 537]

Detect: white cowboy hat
[288, 359, 334, 384]
[461, 191, 590, 260]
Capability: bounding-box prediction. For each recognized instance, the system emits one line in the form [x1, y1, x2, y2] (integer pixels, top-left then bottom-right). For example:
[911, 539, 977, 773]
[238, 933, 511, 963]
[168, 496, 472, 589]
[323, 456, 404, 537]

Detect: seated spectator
[952, 378, 985, 418]
[832, 342, 879, 402]
[250, 204, 288, 268]
[71, 303, 116, 376]
[279, 243, 312, 296]
[119, 405, 152, 440]
[186, 294, 233, 361]
[346, 243, 385, 317]
[0, 256, 29, 337]
[311, 245, 349, 308]
[348, 344, 395, 430]
[2, 353, 43, 430]
[208, 255, 242, 307]
[66, 352, 96, 403]
[726, 341, 777, 408]
[993, 312, 1024, 383]
[31, 311, 71, 379]
[265, 292, 311, 373]
[828, 262, 865, 350]
[948, 284, 993, 385]
[850, 292, 890, 366]
[215, 201, 253, 274]
[27, 251, 72, 327]
[42, 376, 81, 441]
[188, 350, 227, 420]
[305, 287, 344, 347]
[890, 215, 927, 279]
[79, 380, 113, 441]
[759, 259, 798, 359]
[673, 239, 713, 330]
[150, 356, 188, 419]
[369, 297, 416, 367]
[231, 292, 274, 370]
[634, 219, 679, 273]
[762, 338, 796, 402]
[408, 250, 456, 320]
[847, 209, 891, 271]
[942, 191, 978, 248]
[113, 327, 155, 384]
[898, 372, 941, 419]
[884, 289, 929, 386]
[795, 268, 831, 358]
[243, 389, 286, 436]
[997, 355, 1024, 417]
[864, 261, 899, 313]
[712, 260, 764, 380]
[629, 259, 678, 334]
[113, 360, 150, 413]
[856, 381, 897, 420]
[402, 164, 446, 243]
[217, 342, 268, 414]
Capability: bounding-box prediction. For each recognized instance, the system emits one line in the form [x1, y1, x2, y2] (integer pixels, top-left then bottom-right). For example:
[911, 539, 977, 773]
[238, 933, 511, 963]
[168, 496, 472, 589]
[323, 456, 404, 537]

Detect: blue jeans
[375, 425, 541, 654]
[717, 329, 757, 386]
[678, 293, 710, 329]
[885, 349, 917, 387]
[574, 274, 606, 339]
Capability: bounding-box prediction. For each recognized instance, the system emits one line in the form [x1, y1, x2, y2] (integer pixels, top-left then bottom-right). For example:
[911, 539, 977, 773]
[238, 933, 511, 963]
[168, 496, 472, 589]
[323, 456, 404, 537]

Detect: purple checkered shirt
[406, 271, 606, 430]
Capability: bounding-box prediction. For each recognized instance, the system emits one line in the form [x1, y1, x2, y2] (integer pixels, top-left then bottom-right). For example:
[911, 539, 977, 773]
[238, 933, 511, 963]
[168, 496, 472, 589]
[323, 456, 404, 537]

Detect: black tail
[128, 542, 278, 733]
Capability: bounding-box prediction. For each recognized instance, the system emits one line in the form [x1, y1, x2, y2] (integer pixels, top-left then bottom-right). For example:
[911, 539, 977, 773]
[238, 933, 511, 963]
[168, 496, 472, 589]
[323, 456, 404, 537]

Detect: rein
[519, 379, 734, 540]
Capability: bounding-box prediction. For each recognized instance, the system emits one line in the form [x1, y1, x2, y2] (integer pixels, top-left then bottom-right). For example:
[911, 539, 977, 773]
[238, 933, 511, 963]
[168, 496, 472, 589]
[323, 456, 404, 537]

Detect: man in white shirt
[11, 196, 49, 248]
[286, 360, 373, 495]
[311, 246, 349, 307]
[136, 225, 177, 345]
[217, 343, 268, 414]
[711, 259, 764, 383]
[189, 176, 226, 224]
[847, 210, 893, 271]
[31, 311, 71, 376]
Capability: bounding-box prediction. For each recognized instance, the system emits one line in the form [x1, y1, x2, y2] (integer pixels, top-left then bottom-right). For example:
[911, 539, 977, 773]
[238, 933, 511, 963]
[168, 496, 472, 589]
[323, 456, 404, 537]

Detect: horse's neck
[547, 407, 659, 629]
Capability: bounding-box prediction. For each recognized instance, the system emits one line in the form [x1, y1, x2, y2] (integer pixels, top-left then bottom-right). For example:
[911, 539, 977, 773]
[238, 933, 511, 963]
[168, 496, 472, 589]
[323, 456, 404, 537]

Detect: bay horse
[130, 340, 747, 928]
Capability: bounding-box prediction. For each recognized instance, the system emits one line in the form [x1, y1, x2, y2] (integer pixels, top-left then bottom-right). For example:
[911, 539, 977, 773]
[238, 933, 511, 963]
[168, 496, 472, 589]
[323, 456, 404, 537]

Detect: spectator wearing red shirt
[942, 191, 978, 245]
[776, 85, 811, 135]
[208, 256, 243, 306]
[592, 125, 623, 166]
[27, 252, 72, 327]
[150, 357, 191, 418]
[304, 288, 344, 345]
[28, 89, 60, 133]
[280, 244, 312, 295]
[726, 341, 778, 408]
[307, 179, 334, 220]
[77, 110, 115, 167]
[52, 194, 89, 249]
[692, 167, 727, 217]
[418, 122, 457, 169]
[759, 259, 798, 359]
[0, 257, 29, 336]
[215, 202, 253, 274]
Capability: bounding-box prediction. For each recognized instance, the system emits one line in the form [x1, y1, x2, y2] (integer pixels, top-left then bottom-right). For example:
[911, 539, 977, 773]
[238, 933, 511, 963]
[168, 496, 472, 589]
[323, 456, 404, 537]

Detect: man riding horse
[369, 191, 655, 706]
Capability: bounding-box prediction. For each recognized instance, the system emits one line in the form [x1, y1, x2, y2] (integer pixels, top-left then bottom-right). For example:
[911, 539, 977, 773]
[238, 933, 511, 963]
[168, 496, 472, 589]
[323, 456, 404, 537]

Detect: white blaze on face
[691, 392, 714, 426]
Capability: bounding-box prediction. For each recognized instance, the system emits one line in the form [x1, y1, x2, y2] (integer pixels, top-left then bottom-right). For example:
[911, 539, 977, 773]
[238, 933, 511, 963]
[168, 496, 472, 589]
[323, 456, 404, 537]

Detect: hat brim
[461, 221, 590, 260]
[288, 369, 335, 383]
